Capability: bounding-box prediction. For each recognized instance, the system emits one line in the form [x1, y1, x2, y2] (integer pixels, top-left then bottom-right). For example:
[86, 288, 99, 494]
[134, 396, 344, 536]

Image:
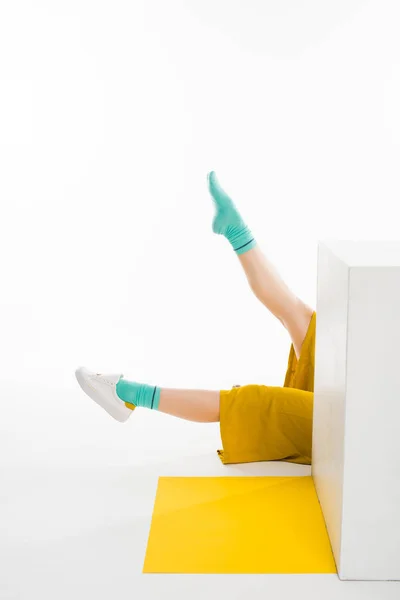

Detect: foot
[75, 366, 135, 422]
[207, 171, 256, 254]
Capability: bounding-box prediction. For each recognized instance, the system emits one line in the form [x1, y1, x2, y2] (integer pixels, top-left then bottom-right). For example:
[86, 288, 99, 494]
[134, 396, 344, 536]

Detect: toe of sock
[207, 171, 229, 204]
[207, 171, 216, 192]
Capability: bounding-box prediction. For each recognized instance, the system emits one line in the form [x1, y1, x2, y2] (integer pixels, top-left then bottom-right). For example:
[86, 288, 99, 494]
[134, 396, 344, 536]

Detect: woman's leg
[157, 388, 220, 422]
[75, 367, 221, 423]
[237, 246, 314, 359]
[208, 171, 313, 358]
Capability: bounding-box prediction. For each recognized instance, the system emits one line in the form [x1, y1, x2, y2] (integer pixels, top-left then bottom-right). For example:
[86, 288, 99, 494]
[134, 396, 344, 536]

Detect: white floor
[1, 382, 399, 600]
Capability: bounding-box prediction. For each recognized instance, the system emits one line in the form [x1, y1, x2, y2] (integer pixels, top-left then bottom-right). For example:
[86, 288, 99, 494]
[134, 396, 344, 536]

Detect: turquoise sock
[207, 171, 257, 255]
[115, 378, 161, 410]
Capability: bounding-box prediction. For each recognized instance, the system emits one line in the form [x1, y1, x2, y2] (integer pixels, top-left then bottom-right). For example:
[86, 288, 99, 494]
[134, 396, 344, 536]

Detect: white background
[1, 1, 400, 598]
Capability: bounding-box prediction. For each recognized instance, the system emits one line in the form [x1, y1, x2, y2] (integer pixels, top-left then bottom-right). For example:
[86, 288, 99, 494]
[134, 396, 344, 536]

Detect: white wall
[1, 0, 400, 470]
[312, 241, 400, 581]
[311, 242, 349, 569]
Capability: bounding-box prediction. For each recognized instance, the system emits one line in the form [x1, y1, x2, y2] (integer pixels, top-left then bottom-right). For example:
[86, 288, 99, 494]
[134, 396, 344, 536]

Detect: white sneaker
[75, 366, 135, 422]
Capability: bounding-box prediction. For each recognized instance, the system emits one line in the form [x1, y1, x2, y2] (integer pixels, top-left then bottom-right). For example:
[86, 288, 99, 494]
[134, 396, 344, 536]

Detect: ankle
[116, 378, 161, 410]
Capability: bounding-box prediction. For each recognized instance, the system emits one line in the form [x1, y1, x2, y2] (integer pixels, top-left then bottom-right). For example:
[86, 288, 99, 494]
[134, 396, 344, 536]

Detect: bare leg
[207, 171, 313, 359]
[157, 388, 220, 422]
[238, 245, 314, 358]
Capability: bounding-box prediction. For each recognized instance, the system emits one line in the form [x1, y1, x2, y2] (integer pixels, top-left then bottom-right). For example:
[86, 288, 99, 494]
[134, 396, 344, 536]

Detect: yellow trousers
[217, 312, 316, 465]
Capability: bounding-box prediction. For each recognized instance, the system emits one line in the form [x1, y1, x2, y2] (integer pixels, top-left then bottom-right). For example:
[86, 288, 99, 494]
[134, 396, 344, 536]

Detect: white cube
[312, 240, 400, 581]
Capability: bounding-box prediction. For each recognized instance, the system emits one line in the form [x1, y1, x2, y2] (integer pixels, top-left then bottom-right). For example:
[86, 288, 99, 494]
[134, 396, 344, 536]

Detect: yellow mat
[143, 476, 336, 574]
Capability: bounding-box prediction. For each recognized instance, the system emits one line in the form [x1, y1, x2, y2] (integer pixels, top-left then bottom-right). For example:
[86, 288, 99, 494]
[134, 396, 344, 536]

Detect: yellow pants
[217, 312, 316, 465]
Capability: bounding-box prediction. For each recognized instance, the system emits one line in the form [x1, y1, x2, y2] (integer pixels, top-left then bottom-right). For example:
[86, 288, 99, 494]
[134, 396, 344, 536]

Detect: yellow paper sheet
[143, 476, 336, 574]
